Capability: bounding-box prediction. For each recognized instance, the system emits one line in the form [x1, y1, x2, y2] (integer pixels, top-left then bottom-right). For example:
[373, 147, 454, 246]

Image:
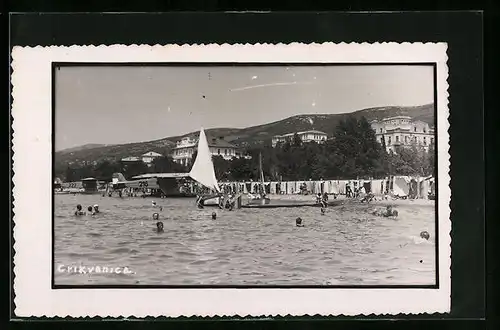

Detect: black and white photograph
[53, 63, 437, 286]
[12, 43, 451, 317]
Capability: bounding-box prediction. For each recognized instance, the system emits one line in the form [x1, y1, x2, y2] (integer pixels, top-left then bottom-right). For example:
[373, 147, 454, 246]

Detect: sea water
[54, 194, 436, 285]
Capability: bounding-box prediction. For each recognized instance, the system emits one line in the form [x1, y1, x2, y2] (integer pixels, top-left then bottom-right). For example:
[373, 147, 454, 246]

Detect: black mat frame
[8, 10, 485, 324]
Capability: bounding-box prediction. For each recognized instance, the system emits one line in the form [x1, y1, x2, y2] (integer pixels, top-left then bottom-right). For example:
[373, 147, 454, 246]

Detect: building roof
[132, 173, 190, 179]
[299, 130, 327, 135]
[173, 136, 237, 149]
[206, 137, 237, 148]
[142, 151, 163, 157]
[121, 156, 141, 162]
[274, 130, 328, 138]
[381, 116, 412, 121]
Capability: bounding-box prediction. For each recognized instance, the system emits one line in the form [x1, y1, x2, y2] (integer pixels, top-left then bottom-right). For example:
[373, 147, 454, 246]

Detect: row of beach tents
[216, 176, 436, 199]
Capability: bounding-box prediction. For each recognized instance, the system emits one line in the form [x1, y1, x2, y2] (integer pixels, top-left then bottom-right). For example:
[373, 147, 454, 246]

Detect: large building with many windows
[171, 135, 243, 166]
[271, 130, 328, 147]
[370, 116, 435, 153]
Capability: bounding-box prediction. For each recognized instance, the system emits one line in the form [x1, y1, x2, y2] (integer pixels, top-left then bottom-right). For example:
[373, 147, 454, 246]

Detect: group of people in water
[72, 196, 430, 242]
[74, 204, 100, 216]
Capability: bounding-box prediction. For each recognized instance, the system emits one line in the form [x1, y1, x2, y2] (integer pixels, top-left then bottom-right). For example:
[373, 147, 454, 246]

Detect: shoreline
[255, 193, 435, 206]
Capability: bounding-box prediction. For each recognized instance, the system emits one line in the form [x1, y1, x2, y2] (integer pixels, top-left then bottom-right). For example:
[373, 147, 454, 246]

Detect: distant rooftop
[142, 151, 163, 157]
[207, 137, 238, 148]
[121, 156, 141, 162]
[174, 135, 237, 149]
[275, 130, 327, 138]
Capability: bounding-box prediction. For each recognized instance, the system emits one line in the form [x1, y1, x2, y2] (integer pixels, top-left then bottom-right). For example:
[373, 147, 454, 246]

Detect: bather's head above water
[211, 212, 217, 220]
[296, 217, 304, 227]
[420, 231, 430, 240]
[152, 213, 159, 220]
[156, 221, 164, 232]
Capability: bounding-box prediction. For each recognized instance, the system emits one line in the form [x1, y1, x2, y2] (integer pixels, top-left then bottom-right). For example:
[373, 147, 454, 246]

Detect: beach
[54, 194, 436, 286]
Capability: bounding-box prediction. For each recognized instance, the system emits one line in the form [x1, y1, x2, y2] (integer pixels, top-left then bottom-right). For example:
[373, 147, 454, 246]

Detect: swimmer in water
[321, 207, 326, 215]
[420, 231, 430, 240]
[153, 213, 159, 221]
[93, 204, 99, 213]
[152, 201, 157, 207]
[372, 205, 398, 218]
[211, 212, 217, 220]
[385, 206, 398, 217]
[296, 217, 304, 227]
[399, 231, 432, 248]
[156, 221, 164, 233]
[159, 206, 163, 212]
[74, 204, 85, 216]
[88, 206, 95, 216]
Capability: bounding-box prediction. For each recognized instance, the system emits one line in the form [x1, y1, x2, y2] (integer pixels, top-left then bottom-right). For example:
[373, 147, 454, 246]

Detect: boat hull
[241, 200, 342, 209]
[198, 198, 343, 209]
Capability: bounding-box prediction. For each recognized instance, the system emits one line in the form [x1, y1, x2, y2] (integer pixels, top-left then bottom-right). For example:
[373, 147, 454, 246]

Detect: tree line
[56, 116, 435, 182]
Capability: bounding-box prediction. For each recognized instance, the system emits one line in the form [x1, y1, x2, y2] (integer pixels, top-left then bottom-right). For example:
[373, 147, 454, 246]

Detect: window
[431, 137, 434, 144]
[380, 128, 382, 133]
[225, 149, 228, 156]
[424, 137, 427, 145]
[423, 128, 427, 133]
[414, 127, 417, 132]
[218, 149, 221, 155]
[388, 136, 391, 144]
[396, 136, 399, 142]
[405, 136, 408, 143]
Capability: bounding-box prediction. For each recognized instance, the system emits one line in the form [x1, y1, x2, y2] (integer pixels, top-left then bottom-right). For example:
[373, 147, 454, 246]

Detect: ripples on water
[54, 195, 436, 286]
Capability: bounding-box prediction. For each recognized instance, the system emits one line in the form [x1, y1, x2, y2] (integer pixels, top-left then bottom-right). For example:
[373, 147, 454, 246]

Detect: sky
[55, 65, 434, 151]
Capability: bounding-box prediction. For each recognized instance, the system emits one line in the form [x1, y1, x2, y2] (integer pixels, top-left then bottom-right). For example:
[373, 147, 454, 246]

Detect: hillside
[55, 103, 434, 167]
[57, 143, 108, 153]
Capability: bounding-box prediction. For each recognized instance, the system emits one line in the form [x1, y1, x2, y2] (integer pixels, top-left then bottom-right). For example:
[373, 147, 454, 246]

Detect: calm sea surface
[54, 194, 436, 286]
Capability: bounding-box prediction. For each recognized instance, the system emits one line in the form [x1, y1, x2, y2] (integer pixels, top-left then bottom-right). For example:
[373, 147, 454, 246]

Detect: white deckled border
[11, 43, 450, 318]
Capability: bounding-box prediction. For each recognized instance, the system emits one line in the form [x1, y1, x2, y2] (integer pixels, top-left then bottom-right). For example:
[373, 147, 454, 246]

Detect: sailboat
[189, 128, 225, 207]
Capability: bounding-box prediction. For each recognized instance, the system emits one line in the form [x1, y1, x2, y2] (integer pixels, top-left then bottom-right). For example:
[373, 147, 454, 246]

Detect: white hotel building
[171, 136, 243, 166]
[271, 130, 328, 147]
[370, 116, 435, 153]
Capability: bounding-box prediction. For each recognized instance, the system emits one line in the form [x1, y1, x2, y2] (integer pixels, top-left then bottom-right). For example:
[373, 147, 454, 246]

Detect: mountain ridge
[55, 103, 434, 166]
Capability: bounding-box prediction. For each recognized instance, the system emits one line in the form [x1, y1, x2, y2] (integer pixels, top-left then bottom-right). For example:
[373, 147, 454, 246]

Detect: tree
[292, 133, 302, 148]
[229, 156, 254, 181]
[122, 161, 149, 179]
[212, 155, 231, 181]
[65, 166, 76, 182]
[333, 116, 383, 178]
[426, 143, 436, 177]
[94, 160, 121, 180]
[153, 156, 187, 173]
[187, 150, 198, 170]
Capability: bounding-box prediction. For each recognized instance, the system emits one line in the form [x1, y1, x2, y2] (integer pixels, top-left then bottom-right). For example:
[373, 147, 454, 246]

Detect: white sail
[189, 128, 220, 192]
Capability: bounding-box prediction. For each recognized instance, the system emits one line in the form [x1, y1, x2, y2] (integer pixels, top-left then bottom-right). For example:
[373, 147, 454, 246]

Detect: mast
[259, 152, 265, 184]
